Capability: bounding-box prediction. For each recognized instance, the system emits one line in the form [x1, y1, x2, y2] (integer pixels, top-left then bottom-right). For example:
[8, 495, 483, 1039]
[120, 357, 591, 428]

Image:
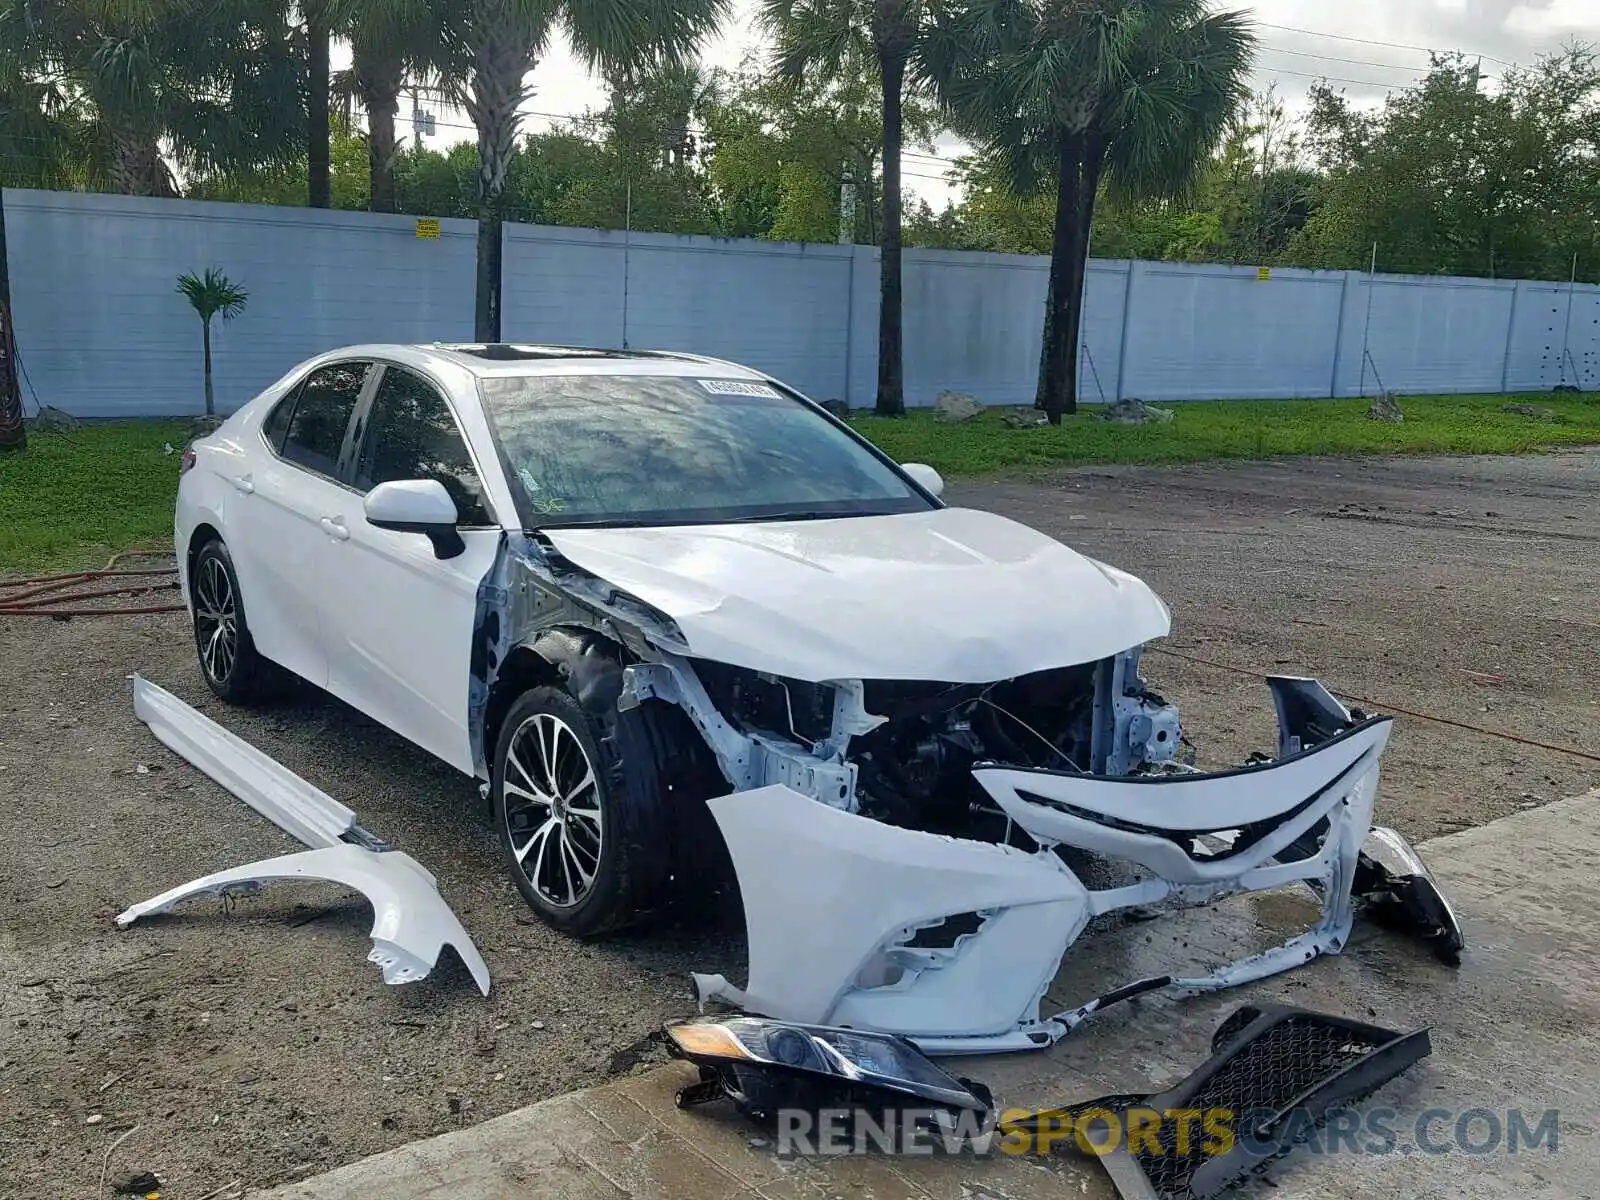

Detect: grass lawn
[855, 393, 1600, 476]
[0, 420, 190, 574]
[2, 393, 1597, 574]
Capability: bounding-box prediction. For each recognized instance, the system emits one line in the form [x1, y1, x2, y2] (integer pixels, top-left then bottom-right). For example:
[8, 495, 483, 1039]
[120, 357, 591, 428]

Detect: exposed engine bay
[687, 648, 1185, 834]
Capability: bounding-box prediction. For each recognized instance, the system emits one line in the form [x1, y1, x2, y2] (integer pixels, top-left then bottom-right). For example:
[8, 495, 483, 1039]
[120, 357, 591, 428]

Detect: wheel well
[186, 523, 222, 595]
[483, 646, 563, 763]
[482, 630, 633, 766]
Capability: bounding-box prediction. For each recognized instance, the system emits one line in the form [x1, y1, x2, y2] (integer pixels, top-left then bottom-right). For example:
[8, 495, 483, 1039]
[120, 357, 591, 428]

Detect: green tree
[176, 268, 250, 416]
[1290, 48, 1600, 281]
[462, 0, 725, 341]
[928, 0, 1253, 421]
[762, 0, 934, 415]
[699, 60, 933, 244]
[0, 0, 301, 197]
[545, 60, 717, 233]
[346, 0, 469, 212]
[188, 113, 372, 207]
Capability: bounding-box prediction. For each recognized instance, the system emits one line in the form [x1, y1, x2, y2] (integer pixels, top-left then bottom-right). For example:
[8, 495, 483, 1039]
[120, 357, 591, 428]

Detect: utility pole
[0, 187, 26, 452]
[838, 163, 857, 246]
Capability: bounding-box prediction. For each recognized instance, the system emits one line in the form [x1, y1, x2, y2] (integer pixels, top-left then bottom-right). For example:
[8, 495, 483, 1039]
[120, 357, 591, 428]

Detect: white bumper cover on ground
[695, 719, 1392, 1055]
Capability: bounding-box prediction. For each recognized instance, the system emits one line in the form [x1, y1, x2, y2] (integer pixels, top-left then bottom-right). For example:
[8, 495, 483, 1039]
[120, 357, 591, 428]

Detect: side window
[281, 362, 369, 477]
[262, 393, 296, 452]
[354, 367, 493, 526]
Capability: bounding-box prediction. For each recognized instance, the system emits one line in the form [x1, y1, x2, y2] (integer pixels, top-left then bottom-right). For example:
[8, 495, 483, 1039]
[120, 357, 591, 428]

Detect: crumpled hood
[542, 507, 1171, 683]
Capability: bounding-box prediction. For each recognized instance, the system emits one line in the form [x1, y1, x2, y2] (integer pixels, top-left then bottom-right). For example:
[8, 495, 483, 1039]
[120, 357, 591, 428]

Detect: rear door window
[261, 393, 295, 451]
[280, 362, 369, 478]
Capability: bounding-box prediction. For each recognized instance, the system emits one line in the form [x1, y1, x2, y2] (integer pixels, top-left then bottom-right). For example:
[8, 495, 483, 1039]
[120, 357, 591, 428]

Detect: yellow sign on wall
[1256, 266, 1272, 282]
[415, 218, 442, 240]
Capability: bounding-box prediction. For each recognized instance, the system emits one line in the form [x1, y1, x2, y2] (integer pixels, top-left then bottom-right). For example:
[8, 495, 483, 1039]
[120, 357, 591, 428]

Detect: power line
[1255, 20, 1515, 67]
[1258, 42, 1432, 72]
[1257, 65, 1423, 90]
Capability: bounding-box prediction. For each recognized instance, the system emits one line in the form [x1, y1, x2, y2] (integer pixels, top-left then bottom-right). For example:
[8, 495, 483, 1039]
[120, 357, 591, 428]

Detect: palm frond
[176, 267, 249, 321]
[562, 0, 724, 74]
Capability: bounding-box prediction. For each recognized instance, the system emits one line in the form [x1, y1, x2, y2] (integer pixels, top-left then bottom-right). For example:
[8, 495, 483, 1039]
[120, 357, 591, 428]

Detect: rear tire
[190, 539, 273, 704]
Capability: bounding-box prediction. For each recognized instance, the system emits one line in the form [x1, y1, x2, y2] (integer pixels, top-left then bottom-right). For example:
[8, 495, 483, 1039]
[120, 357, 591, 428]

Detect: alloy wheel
[503, 713, 605, 908]
[194, 556, 239, 685]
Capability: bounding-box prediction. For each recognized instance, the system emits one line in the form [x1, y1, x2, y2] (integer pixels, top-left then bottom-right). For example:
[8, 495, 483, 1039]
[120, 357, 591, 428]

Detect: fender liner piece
[116, 846, 492, 995]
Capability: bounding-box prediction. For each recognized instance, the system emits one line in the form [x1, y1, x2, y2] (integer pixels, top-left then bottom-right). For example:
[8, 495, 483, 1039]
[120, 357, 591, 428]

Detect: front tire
[190, 539, 272, 704]
[493, 686, 667, 937]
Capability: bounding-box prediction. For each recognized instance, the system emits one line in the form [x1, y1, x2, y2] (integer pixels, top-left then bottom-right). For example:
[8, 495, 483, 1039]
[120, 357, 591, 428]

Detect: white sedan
[176, 344, 1457, 1043]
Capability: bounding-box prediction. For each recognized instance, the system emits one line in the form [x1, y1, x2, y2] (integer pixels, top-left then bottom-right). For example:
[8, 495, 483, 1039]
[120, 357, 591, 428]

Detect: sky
[397, 0, 1600, 209]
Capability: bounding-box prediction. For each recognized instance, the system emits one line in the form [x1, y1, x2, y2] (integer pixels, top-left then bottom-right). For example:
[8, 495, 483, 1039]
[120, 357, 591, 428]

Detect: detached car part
[694, 680, 1460, 1056]
[1356, 828, 1464, 966]
[116, 845, 491, 995]
[133, 672, 368, 850]
[123, 675, 490, 995]
[1012, 1004, 1432, 1200]
[664, 1017, 992, 1133]
[696, 713, 1394, 1055]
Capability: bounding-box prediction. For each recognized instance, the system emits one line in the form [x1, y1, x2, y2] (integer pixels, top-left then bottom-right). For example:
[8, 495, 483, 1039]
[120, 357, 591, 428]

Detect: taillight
[180, 447, 197, 475]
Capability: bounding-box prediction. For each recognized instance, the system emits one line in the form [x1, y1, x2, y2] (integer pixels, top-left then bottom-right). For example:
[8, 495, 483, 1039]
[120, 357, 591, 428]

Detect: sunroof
[439, 343, 695, 362]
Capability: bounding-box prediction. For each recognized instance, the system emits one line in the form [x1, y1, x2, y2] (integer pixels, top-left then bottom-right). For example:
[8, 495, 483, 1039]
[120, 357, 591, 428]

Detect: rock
[1367, 391, 1404, 423]
[1001, 408, 1048, 428]
[933, 391, 983, 424]
[25, 405, 78, 433]
[819, 399, 851, 418]
[1502, 403, 1558, 419]
[189, 415, 225, 441]
[1100, 398, 1175, 425]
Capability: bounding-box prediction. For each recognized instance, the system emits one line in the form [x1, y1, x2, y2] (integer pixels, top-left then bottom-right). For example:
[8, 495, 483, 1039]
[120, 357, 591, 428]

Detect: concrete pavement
[260, 790, 1600, 1200]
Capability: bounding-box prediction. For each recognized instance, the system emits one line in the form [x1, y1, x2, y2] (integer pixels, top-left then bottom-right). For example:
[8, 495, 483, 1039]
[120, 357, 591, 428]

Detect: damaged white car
[176, 343, 1461, 1052]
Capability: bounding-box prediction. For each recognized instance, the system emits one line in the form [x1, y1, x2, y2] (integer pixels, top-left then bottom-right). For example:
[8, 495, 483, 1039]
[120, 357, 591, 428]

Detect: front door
[318, 363, 501, 775]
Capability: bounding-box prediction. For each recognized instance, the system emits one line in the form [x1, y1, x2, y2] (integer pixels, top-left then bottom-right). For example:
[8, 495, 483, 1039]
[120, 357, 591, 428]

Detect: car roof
[326, 343, 771, 381]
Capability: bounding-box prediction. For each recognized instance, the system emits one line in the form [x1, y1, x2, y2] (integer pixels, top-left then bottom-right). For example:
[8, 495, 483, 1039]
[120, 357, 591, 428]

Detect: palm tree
[461, 0, 725, 341]
[927, 0, 1253, 422]
[177, 269, 250, 416]
[305, 0, 333, 206]
[346, 0, 469, 213]
[761, 0, 925, 417]
[0, 0, 302, 198]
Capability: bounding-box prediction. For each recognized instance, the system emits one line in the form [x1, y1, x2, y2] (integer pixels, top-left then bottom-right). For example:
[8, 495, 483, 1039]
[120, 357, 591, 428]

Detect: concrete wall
[8, 188, 1599, 417]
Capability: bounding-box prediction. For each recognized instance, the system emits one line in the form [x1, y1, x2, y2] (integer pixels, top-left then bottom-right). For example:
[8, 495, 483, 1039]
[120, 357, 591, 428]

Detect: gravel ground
[3, 451, 1597, 1197]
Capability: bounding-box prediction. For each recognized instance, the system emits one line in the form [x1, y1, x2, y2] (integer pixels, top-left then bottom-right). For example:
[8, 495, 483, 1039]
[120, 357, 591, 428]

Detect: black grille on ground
[1018, 1004, 1432, 1200]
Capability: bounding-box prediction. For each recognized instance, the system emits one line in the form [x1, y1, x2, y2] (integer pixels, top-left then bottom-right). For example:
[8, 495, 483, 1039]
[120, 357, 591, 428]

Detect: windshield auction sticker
[698, 379, 781, 398]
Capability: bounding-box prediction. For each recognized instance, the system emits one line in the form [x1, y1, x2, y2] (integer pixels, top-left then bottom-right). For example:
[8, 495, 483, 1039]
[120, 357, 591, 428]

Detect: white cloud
[1505, 0, 1600, 38]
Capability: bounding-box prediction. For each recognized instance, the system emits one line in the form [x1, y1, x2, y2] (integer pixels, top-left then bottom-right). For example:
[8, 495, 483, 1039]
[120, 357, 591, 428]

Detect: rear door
[227, 360, 373, 687]
[318, 363, 502, 774]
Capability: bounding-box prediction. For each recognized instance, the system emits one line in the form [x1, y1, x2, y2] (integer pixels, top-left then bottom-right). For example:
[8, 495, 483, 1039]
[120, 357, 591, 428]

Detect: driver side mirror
[364, 479, 465, 560]
[900, 462, 945, 499]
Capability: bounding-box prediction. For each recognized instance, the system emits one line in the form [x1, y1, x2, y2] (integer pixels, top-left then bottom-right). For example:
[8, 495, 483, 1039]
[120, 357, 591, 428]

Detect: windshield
[478, 373, 934, 528]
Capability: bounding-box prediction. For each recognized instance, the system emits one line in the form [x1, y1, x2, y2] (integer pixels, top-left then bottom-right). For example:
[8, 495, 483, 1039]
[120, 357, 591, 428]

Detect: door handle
[230, 473, 255, 494]
[319, 516, 351, 541]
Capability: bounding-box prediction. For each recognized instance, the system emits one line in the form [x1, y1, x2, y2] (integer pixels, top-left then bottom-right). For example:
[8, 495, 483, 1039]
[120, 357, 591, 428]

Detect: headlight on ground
[664, 1017, 993, 1127]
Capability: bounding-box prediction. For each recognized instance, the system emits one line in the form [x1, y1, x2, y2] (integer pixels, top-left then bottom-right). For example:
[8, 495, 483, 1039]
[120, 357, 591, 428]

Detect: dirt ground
[3, 451, 1597, 1197]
